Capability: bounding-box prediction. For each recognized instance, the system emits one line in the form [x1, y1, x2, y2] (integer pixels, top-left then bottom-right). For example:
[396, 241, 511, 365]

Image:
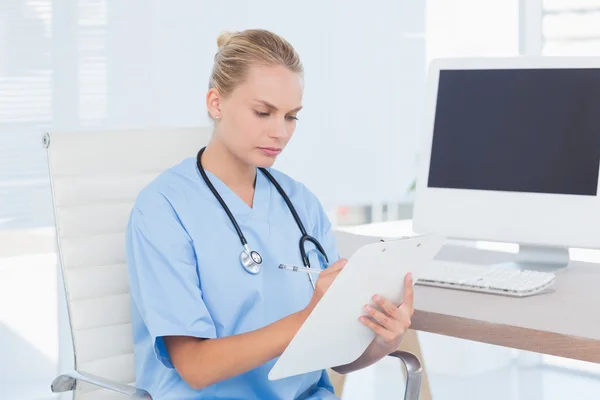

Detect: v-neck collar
[202, 167, 272, 221]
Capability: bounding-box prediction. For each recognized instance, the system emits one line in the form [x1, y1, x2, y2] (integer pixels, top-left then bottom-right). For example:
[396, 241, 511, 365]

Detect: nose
[269, 118, 289, 139]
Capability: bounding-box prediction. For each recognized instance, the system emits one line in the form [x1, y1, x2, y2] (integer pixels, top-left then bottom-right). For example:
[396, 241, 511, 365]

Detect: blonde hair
[209, 29, 303, 99]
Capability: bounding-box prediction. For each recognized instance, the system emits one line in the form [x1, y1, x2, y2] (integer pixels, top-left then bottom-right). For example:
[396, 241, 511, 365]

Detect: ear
[206, 88, 222, 119]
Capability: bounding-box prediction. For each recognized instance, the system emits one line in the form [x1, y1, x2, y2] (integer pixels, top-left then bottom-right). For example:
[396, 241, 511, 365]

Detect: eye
[254, 110, 270, 117]
[286, 115, 299, 121]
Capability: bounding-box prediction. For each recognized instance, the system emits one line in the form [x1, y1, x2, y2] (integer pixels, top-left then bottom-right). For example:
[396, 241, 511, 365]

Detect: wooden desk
[335, 222, 600, 364]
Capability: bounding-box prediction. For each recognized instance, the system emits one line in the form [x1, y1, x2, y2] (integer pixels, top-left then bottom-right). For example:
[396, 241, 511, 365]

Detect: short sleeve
[126, 196, 216, 368]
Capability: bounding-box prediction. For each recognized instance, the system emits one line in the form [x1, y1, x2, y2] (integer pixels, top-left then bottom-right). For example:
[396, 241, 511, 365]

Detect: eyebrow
[253, 99, 303, 113]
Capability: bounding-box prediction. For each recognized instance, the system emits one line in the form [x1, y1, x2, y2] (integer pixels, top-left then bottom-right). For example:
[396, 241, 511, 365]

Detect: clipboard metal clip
[379, 236, 414, 243]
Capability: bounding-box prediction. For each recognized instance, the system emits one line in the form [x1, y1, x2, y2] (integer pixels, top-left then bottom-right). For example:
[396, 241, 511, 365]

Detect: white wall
[98, 0, 426, 209]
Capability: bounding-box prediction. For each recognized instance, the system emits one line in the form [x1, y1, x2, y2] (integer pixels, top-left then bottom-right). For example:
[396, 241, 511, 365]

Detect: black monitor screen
[427, 68, 600, 196]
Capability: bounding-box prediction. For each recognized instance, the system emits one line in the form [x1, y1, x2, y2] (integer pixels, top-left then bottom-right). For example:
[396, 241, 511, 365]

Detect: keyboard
[416, 261, 556, 297]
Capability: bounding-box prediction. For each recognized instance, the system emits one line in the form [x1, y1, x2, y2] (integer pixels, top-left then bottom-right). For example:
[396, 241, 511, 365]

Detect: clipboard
[268, 234, 446, 381]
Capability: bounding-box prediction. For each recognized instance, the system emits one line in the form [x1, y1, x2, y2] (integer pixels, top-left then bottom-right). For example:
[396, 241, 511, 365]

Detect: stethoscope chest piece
[240, 248, 263, 274]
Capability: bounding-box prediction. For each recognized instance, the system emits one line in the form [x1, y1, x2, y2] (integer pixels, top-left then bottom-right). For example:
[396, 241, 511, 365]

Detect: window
[543, 0, 600, 55]
[0, 1, 53, 230]
[1, 2, 108, 398]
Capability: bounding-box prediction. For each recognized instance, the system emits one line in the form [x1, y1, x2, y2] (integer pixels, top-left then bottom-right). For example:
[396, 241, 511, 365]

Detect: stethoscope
[196, 147, 329, 289]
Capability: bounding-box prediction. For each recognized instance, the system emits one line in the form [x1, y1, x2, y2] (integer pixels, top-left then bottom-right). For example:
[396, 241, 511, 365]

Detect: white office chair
[44, 127, 422, 400]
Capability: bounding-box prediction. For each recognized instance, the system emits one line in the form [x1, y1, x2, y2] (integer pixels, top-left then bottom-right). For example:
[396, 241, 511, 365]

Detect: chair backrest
[45, 127, 212, 399]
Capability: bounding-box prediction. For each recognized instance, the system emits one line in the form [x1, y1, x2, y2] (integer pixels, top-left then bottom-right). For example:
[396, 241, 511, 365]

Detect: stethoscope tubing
[196, 147, 329, 279]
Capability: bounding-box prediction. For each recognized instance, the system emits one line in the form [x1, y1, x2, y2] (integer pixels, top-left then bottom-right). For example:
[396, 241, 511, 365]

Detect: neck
[201, 138, 257, 190]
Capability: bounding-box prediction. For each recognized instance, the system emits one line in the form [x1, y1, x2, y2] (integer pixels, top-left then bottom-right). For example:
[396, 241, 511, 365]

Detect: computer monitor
[413, 57, 600, 272]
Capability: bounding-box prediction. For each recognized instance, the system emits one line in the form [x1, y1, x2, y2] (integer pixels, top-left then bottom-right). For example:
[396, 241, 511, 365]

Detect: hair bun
[217, 31, 236, 50]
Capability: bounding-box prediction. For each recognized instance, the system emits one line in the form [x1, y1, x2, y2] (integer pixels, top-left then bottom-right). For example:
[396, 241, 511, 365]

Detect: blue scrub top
[125, 157, 341, 399]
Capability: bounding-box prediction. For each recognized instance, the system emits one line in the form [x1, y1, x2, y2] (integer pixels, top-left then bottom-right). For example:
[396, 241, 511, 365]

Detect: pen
[278, 264, 322, 274]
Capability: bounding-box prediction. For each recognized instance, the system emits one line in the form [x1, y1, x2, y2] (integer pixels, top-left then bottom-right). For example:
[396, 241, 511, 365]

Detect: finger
[363, 304, 399, 332]
[323, 258, 347, 275]
[395, 306, 413, 330]
[402, 273, 415, 311]
[399, 300, 415, 318]
[372, 294, 401, 320]
[359, 316, 394, 341]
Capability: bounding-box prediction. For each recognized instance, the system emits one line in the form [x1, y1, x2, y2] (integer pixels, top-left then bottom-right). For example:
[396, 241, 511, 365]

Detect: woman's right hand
[166, 257, 348, 390]
[305, 258, 348, 314]
[166, 258, 348, 390]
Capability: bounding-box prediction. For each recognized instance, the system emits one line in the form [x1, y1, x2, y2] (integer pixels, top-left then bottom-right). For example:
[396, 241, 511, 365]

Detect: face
[207, 64, 304, 168]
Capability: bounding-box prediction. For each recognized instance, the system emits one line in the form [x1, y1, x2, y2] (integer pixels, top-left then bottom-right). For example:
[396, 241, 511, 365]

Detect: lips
[258, 147, 282, 156]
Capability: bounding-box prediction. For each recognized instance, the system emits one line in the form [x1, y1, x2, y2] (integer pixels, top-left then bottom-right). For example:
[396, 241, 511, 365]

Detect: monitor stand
[494, 245, 570, 273]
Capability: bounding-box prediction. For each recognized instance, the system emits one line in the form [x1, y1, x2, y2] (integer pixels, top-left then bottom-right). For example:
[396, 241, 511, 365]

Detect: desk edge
[411, 310, 600, 364]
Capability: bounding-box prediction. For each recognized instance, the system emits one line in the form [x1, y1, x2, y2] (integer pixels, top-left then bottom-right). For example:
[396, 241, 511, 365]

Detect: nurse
[125, 29, 415, 399]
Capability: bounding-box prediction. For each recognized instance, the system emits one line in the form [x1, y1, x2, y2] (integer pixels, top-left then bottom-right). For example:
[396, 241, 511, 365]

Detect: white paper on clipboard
[268, 234, 446, 381]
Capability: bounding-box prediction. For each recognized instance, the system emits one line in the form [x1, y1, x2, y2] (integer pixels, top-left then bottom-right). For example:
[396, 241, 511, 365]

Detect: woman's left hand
[359, 273, 415, 352]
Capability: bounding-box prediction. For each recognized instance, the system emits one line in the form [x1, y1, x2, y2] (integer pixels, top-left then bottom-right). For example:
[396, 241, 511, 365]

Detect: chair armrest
[387, 350, 422, 400]
[51, 370, 152, 399]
